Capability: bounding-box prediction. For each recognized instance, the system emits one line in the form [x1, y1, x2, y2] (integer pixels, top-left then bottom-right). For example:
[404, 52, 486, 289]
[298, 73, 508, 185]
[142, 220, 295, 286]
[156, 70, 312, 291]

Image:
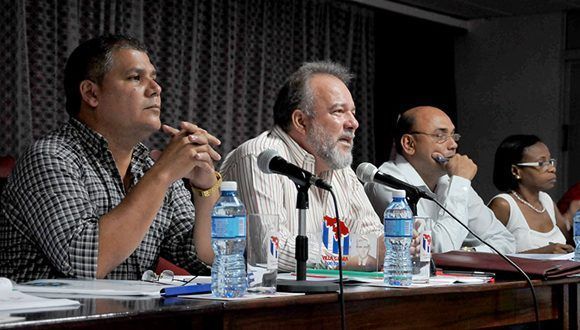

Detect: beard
[306, 124, 354, 170]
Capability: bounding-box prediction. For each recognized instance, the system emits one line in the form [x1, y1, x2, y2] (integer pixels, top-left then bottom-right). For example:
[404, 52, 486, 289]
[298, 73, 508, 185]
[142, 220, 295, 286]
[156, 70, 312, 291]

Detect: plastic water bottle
[211, 181, 247, 297]
[383, 190, 413, 286]
[574, 211, 580, 261]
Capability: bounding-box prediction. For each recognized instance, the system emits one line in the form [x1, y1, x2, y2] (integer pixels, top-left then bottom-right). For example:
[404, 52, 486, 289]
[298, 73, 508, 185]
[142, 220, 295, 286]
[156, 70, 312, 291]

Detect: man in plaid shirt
[0, 35, 221, 282]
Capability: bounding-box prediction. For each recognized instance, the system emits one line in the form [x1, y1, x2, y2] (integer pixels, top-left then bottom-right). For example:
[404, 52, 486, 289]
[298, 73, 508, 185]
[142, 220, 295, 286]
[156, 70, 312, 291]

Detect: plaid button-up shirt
[1, 118, 208, 282]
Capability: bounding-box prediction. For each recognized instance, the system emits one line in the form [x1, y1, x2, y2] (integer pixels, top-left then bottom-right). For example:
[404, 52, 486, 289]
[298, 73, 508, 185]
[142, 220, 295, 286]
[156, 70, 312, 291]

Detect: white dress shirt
[364, 154, 515, 254]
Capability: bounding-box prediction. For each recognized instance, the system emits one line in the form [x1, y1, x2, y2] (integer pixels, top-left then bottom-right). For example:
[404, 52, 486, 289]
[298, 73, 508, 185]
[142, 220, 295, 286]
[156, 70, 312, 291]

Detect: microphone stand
[388, 184, 539, 327]
[405, 190, 437, 276]
[277, 182, 338, 293]
[406, 193, 420, 216]
[295, 184, 309, 280]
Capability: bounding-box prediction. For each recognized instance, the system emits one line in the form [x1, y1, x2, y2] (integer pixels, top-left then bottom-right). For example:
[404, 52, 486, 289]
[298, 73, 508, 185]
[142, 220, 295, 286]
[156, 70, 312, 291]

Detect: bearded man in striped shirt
[221, 61, 383, 272]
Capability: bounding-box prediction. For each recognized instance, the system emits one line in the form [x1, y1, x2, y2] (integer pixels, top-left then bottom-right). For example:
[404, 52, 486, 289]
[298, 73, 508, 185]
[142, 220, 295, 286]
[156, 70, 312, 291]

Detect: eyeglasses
[515, 158, 557, 171]
[141, 269, 197, 286]
[409, 131, 461, 144]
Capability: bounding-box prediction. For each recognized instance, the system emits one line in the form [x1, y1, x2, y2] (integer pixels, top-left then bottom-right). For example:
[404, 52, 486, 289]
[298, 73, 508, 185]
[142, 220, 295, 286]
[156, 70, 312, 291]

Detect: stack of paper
[16, 279, 171, 296]
[0, 277, 80, 314]
[509, 252, 574, 261]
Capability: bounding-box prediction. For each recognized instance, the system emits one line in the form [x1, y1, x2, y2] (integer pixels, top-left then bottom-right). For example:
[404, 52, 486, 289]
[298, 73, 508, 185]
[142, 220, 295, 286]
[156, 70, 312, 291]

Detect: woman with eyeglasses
[488, 134, 575, 254]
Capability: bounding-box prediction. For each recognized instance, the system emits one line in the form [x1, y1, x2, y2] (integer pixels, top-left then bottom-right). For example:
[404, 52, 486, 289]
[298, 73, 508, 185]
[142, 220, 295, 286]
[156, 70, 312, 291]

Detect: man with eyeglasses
[364, 106, 515, 254]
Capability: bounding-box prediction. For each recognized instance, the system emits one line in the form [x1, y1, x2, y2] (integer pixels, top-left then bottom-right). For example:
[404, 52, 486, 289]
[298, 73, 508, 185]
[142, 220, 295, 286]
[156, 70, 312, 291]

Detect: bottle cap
[391, 189, 406, 198]
[221, 181, 237, 191]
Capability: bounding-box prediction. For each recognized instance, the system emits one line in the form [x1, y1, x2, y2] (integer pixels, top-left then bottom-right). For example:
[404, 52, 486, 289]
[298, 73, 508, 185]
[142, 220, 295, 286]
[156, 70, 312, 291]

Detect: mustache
[339, 131, 355, 140]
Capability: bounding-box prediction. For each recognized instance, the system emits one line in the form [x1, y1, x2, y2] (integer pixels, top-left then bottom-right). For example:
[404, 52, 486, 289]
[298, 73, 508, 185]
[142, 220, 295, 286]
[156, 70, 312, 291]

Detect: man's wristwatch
[190, 171, 222, 197]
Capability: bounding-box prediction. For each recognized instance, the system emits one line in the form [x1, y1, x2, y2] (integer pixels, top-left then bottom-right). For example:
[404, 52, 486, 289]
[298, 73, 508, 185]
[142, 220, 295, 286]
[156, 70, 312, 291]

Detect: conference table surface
[2, 277, 580, 329]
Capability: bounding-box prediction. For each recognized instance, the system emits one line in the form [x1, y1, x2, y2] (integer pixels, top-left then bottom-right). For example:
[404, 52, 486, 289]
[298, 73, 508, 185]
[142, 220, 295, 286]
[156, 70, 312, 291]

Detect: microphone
[358, 162, 541, 325]
[356, 162, 436, 201]
[257, 149, 332, 191]
[433, 155, 449, 164]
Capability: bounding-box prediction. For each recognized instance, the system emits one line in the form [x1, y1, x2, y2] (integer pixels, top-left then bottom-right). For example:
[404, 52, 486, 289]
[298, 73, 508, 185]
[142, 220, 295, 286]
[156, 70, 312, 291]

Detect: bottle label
[212, 216, 246, 238]
[574, 216, 580, 237]
[384, 218, 413, 237]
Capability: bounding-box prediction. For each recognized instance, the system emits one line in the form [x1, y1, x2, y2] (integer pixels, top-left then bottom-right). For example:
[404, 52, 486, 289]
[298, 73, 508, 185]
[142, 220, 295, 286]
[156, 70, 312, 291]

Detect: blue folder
[160, 283, 211, 297]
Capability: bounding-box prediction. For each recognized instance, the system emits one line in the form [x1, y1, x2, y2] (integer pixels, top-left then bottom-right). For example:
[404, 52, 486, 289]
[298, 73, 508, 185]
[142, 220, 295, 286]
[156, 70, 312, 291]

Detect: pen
[438, 270, 495, 277]
[160, 283, 211, 297]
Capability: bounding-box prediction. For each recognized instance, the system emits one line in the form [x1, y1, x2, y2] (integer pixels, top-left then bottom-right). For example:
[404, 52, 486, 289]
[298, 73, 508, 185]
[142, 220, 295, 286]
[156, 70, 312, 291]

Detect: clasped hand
[151, 121, 221, 189]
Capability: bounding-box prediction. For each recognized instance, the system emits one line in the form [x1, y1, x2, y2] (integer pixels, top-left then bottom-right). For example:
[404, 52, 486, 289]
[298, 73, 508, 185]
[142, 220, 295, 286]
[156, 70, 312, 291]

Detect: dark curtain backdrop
[373, 10, 459, 166]
[0, 0, 375, 166]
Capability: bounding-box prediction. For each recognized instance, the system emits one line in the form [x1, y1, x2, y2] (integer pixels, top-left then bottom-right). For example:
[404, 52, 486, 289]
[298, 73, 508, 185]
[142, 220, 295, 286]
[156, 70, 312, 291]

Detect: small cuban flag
[267, 235, 279, 269]
[269, 236, 279, 259]
[322, 216, 350, 255]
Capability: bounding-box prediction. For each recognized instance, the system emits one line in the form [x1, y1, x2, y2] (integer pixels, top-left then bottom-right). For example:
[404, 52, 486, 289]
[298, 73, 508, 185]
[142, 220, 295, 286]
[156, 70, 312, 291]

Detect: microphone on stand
[257, 149, 332, 190]
[256, 148, 338, 294]
[356, 162, 541, 325]
[356, 162, 436, 201]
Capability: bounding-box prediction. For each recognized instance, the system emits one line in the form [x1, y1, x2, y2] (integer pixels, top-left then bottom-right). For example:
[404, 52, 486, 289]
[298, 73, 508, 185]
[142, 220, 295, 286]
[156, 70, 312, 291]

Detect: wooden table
[2, 278, 579, 329]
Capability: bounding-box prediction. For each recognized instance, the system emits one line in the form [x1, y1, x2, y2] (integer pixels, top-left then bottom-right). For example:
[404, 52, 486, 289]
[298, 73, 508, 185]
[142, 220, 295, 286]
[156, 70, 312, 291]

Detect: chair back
[0, 155, 16, 195]
[155, 257, 191, 276]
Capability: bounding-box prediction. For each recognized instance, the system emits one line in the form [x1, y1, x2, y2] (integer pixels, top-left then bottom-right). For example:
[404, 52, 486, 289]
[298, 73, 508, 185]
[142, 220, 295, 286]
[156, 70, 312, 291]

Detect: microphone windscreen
[257, 149, 279, 174]
[356, 162, 378, 183]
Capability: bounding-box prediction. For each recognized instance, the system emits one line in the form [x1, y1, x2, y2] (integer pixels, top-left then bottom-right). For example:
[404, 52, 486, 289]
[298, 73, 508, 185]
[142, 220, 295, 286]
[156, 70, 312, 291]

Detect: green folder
[307, 268, 383, 279]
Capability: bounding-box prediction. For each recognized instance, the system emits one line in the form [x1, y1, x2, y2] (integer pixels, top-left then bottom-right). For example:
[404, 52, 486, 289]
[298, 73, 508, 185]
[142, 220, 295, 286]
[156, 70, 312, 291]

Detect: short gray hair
[273, 61, 354, 131]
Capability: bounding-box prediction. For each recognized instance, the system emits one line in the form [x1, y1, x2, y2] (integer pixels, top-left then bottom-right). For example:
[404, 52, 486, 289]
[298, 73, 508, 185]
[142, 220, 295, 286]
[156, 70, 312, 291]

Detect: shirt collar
[271, 125, 317, 175]
[69, 117, 152, 179]
[394, 154, 432, 191]
[69, 117, 109, 157]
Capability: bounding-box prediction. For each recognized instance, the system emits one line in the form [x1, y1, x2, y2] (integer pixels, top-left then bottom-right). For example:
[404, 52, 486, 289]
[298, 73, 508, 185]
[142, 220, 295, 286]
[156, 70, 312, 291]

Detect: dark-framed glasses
[409, 131, 461, 144]
[141, 269, 197, 286]
[515, 158, 556, 171]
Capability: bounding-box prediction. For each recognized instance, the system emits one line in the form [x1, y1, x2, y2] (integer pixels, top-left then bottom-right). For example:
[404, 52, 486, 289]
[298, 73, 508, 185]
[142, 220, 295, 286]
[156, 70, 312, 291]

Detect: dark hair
[273, 61, 353, 131]
[394, 110, 415, 154]
[64, 35, 148, 117]
[493, 134, 542, 191]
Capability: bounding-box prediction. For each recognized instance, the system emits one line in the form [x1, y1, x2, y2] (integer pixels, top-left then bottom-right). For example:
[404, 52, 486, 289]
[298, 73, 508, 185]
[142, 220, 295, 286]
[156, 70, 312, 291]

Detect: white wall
[455, 13, 565, 203]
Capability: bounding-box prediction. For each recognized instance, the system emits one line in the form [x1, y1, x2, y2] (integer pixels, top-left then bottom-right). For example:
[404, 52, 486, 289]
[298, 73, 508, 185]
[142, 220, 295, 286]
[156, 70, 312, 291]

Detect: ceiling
[389, 0, 580, 20]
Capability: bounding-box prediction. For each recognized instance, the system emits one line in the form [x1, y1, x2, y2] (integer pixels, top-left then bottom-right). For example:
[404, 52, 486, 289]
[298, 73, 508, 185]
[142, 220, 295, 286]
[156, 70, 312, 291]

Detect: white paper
[182, 291, 303, 301]
[354, 275, 490, 288]
[17, 279, 168, 296]
[0, 277, 80, 314]
[16, 276, 212, 297]
[509, 252, 575, 261]
[0, 315, 25, 324]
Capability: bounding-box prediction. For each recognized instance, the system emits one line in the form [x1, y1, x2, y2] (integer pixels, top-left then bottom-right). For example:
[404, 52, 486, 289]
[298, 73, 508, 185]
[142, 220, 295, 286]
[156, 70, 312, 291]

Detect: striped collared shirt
[221, 126, 382, 271]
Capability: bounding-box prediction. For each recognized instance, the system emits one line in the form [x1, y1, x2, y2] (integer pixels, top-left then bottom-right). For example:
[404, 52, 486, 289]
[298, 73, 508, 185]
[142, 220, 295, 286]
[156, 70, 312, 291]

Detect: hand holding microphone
[432, 153, 477, 181]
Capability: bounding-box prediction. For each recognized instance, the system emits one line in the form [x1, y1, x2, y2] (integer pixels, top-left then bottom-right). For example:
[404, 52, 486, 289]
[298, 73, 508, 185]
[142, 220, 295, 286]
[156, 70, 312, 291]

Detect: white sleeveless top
[490, 192, 565, 252]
